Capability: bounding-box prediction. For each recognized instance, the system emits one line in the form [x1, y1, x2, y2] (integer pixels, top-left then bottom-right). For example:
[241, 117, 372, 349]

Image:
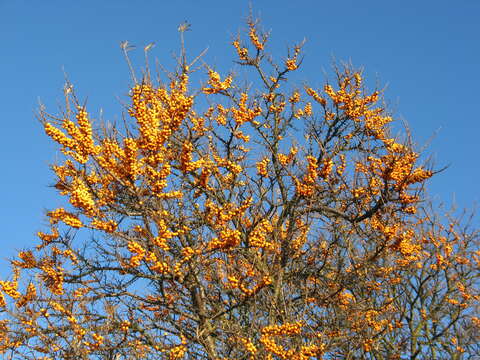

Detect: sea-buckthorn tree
[0, 19, 478, 360]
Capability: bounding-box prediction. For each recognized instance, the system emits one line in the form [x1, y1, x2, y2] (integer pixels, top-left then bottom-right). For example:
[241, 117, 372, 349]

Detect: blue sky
[0, 0, 478, 276]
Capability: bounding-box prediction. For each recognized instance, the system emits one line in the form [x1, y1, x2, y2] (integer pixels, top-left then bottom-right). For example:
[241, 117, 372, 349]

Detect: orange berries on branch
[0, 15, 477, 360]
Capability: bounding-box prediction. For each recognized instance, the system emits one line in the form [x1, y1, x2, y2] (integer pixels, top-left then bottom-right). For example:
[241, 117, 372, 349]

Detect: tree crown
[0, 18, 478, 360]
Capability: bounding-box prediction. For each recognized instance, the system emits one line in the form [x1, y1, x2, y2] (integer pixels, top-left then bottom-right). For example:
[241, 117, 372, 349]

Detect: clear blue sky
[1, 0, 478, 276]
